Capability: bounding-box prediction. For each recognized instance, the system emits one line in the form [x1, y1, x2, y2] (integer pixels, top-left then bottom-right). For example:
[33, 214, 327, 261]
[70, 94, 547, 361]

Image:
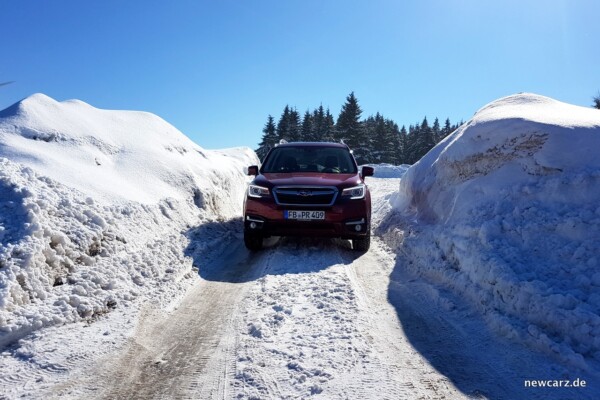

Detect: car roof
[276, 142, 348, 149]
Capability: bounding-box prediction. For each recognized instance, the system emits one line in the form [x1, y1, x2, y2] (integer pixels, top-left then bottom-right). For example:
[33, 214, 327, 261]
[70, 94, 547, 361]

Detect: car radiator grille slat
[272, 187, 338, 206]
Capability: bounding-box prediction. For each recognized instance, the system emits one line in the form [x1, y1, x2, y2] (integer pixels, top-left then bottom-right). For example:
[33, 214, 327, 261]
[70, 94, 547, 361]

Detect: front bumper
[244, 197, 370, 239]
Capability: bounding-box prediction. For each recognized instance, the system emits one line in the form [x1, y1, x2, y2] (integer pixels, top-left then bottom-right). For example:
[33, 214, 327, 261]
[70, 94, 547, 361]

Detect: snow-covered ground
[361, 163, 410, 178]
[1, 92, 599, 399]
[3, 177, 597, 400]
[0, 94, 256, 349]
[380, 93, 600, 372]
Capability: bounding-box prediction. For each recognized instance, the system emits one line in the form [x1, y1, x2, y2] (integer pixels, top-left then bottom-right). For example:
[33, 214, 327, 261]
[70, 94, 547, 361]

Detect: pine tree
[383, 119, 401, 164]
[361, 115, 376, 162]
[398, 125, 408, 164]
[406, 123, 421, 164]
[440, 118, 452, 140]
[256, 115, 277, 161]
[432, 117, 441, 143]
[275, 106, 301, 142]
[300, 110, 313, 141]
[370, 113, 386, 162]
[311, 105, 334, 142]
[288, 108, 301, 142]
[415, 117, 435, 160]
[311, 105, 325, 142]
[594, 92, 600, 109]
[336, 92, 365, 162]
[324, 108, 335, 141]
[276, 105, 291, 141]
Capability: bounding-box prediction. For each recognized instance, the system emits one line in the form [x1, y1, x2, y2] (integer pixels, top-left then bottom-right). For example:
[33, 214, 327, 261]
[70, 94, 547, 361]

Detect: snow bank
[0, 94, 258, 346]
[361, 163, 409, 178]
[0, 93, 256, 205]
[383, 93, 600, 369]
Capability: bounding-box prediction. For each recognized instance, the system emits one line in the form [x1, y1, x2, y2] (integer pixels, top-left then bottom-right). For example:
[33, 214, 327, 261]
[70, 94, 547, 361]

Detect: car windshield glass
[262, 146, 357, 174]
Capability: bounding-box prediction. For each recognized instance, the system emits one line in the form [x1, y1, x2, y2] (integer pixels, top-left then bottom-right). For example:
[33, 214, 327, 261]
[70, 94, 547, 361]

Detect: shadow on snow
[383, 243, 599, 400]
[184, 217, 357, 284]
[0, 179, 30, 249]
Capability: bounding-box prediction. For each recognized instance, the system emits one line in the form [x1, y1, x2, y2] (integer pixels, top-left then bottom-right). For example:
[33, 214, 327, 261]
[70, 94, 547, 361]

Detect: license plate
[284, 210, 325, 220]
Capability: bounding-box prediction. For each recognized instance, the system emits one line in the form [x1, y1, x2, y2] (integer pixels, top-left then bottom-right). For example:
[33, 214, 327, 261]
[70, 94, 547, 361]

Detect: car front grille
[272, 186, 338, 206]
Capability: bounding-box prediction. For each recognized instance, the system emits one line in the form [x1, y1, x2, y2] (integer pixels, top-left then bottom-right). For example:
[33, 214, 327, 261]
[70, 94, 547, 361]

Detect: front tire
[352, 232, 370, 252]
[244, 231, 263, 251]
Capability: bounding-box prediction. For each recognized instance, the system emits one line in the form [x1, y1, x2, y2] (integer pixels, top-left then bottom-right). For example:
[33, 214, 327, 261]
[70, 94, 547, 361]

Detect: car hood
[256, 173, 361, 189]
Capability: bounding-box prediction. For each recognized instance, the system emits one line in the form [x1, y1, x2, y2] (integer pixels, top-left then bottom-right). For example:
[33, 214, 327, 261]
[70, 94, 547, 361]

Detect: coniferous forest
[256, 92, 463, 165]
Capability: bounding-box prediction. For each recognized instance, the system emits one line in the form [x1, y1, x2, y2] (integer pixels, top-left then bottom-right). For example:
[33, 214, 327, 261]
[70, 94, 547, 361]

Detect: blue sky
[1, 0, 598, 149]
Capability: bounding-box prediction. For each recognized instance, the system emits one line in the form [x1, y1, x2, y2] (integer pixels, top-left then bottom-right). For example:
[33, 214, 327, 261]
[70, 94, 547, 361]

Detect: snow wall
[0, 94, 258, 346]
[384, 93, 600, 370]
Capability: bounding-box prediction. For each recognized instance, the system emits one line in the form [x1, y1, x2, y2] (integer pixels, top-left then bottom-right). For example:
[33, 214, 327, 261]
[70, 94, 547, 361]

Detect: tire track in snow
[230, 237, 464, 399]
[49, 240, 271, 400]
[232, 238, 358, 398]
[340, 237, 465, 399]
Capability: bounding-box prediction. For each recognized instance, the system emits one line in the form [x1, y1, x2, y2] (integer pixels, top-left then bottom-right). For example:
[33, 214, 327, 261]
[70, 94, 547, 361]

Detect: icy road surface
[3, 178, 597, 399]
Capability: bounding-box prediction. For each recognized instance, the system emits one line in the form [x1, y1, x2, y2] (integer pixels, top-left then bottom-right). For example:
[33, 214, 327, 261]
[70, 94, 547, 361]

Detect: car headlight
[248, 184, 270, 198]
[341, 184, 365, 199]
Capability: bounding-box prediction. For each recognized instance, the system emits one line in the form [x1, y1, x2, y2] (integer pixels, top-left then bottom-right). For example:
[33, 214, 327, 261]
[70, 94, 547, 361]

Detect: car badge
[298, 190, 312, 197]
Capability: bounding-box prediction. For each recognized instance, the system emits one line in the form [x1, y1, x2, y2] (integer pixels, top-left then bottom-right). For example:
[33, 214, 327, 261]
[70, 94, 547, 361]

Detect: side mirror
[361, 166, 374, 178]
[247, 165, 259, 176]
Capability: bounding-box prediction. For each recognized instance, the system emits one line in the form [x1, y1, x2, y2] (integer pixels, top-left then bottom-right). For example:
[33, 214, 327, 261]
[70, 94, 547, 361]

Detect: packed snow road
[53, 234, 466, 400]
[54, 243, 262, 399]
[3, 178, 597, 400]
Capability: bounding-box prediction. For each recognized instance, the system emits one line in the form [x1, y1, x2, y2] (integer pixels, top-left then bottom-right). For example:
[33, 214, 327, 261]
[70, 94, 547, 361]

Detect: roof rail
[279, 139, 288, 144]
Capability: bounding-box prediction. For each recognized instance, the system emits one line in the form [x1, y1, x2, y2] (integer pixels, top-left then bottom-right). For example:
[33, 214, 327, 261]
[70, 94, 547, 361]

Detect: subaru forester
[243, 142, 373, 251]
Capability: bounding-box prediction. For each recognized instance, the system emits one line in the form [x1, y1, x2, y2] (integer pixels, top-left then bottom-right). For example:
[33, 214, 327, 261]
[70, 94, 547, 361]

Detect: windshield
[262, 146, 357, 174]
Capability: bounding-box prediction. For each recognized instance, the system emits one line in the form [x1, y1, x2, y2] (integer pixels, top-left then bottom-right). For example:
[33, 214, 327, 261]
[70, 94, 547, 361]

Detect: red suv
[244, 142, 373, 251]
